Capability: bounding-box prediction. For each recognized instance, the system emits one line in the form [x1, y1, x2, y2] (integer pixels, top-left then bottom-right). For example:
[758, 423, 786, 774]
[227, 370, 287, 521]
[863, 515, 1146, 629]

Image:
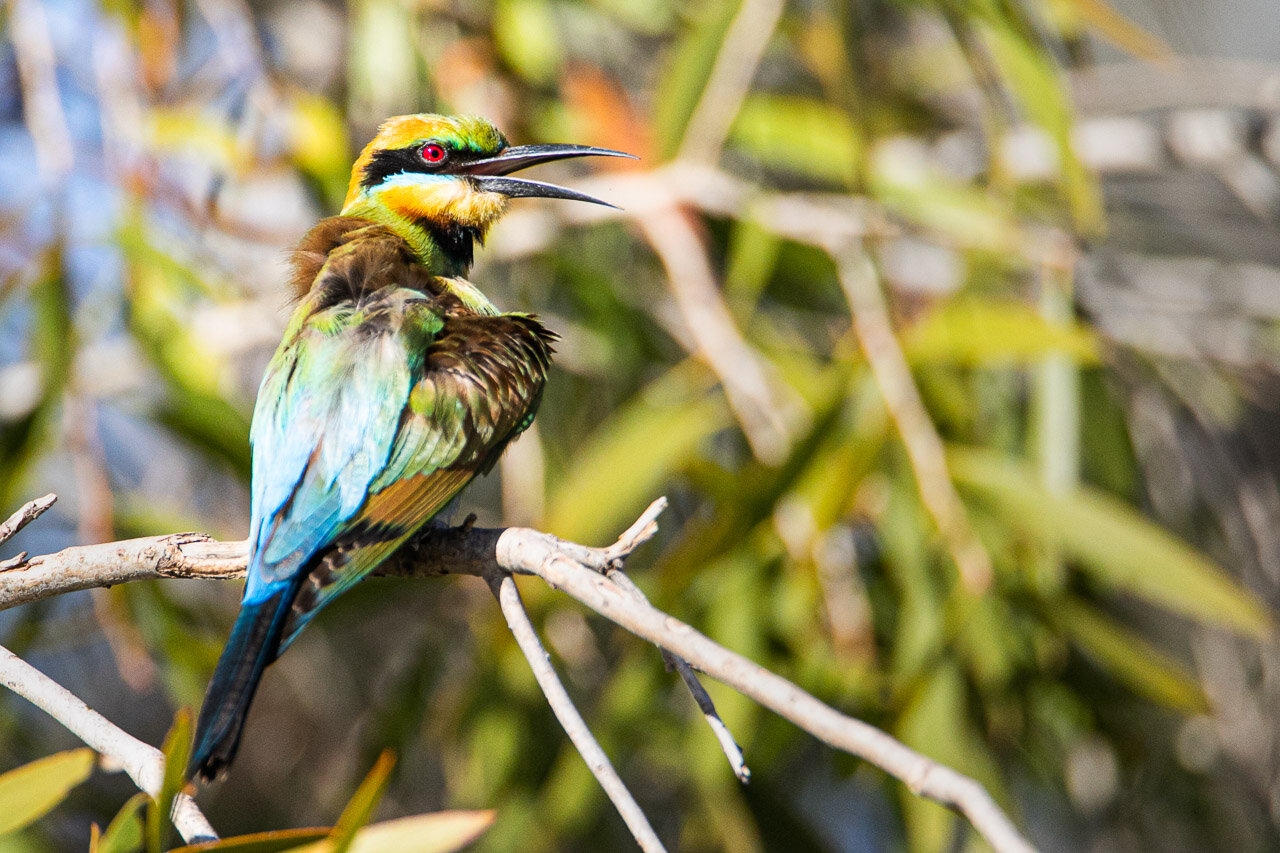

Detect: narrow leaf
[329, 750, 396, 853]
[291, 812, 495, 853]
[903, 300, 1100, 366]
[0, 748, 95, 836]
[168, 827, 331, 852]
[146, 709, 192, 853]
[950, 446, 1272, 636]
[98, 792, 149, 853]
[1057, 601, 1208, 712]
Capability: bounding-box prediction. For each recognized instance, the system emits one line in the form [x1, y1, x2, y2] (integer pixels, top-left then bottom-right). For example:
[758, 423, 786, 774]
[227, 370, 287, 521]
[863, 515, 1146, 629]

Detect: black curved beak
[460, 143, 635, 208]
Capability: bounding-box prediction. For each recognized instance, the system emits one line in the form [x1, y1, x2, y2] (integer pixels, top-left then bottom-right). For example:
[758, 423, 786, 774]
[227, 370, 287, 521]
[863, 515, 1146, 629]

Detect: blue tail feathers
[188, 584, 296, 782]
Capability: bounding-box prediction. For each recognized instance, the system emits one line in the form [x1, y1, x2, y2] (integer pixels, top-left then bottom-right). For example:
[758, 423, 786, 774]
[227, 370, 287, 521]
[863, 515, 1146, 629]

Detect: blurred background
[1, 0, 1280, 850]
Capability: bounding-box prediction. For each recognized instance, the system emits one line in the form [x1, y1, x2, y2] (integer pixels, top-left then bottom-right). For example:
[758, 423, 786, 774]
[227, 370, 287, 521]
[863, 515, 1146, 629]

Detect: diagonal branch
[0, 645, 217, 844]
[833, 245, 994, 592]
[485, 570, 667, 853]
[0, 497, 1036, 852]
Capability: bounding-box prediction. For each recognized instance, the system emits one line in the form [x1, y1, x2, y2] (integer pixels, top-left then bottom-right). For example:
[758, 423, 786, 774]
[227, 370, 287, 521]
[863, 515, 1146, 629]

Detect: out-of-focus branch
[832, 245, 993, 592]
[1, 496, 1036, 851]
[636, 201, 806, 464]
[9, 0, 74, 184]
[677, 0, 786, 165]
[0, 645, 217, 844]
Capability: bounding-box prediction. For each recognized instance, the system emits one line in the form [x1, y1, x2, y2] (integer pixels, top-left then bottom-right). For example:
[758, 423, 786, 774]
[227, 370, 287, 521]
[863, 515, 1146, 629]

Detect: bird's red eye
[421, 143, 448, 164]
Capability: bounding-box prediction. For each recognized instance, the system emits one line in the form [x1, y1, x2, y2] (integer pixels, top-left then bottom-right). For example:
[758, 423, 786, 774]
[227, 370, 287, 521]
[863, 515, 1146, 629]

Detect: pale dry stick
[596, 503, 751, 783]
[484, 571, 668, 853]
[0, 501, 1033, 850]
[677, 0, 787, 165]
[832, 244, 994, 592]
[0, 494, 57, 558]
[9, 0, 74, 183]
[615, 570, 751, 784]
[0, 644, 218, 843]
[637, 201, 805, 464]
[521, 553, 1037, 853]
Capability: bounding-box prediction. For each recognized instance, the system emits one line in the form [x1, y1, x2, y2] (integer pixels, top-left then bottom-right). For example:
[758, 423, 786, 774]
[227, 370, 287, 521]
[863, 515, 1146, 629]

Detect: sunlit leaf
[981, 14, 1103, 230]
[653, 0, 737, 159]
[730, 95, 860, 185]
[293, 811, 495, 853]
[146, 109, 247, 172]
[328, 751, 396, 853]
[494, 0, 562, 83]
[289, 94, 352, 205]
[1056, 601, 1208, 712]
[1051, 0, 1172, 60]
[146, 709, 191, 853]
[903, 300, 1100, 366]
[869, 139, 1021, 252]
[0, 748, 95, 836]
[950, 446, 1272, 636]
[95, 792, 148, 853]
[545, 364, 729, 542]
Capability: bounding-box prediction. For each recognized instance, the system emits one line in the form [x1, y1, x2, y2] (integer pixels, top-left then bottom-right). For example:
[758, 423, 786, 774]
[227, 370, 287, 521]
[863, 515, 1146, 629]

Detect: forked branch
[0, 495, 1036, 852]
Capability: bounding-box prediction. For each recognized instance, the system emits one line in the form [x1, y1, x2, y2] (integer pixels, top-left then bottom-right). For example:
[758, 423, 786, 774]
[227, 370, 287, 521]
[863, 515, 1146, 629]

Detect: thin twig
[484, 571, 667, 853]
[593, 501, 751, 783]
[523, 553, 1036, 853]
[833, 246, 994, 592]
[0, 494, 57, 547]
[9, 0, 74, 184]
[0, 644, 217, 843]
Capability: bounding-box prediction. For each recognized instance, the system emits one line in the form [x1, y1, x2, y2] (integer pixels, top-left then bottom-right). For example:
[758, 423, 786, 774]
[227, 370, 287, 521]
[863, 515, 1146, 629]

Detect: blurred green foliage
[0, 0, 1274, 850]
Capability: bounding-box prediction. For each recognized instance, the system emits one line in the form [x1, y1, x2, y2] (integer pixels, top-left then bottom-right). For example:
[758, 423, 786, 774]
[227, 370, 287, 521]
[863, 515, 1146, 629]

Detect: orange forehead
[345, 114, 508, 206]
[366, 114, 506, 157]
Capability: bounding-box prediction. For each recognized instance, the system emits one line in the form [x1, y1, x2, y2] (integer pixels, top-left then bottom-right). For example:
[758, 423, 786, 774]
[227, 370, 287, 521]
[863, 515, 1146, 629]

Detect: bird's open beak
[459, 143, 635, 208]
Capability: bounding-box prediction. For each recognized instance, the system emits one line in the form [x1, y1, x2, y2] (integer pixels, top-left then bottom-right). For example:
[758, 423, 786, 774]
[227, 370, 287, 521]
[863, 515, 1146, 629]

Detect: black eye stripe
[359, 144, 492, 189]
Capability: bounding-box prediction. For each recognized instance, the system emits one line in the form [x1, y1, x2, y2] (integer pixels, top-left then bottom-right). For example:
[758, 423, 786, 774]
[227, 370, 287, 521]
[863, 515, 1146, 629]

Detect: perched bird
[188, 114, 630, 781]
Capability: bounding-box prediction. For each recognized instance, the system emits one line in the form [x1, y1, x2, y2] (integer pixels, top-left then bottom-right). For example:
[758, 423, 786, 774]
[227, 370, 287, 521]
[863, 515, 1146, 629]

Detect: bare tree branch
[0, 645, 217, 844]
[0, 498, 1037, 852]
[486, 570, 667, 853]
[523, 552, 1035, 853]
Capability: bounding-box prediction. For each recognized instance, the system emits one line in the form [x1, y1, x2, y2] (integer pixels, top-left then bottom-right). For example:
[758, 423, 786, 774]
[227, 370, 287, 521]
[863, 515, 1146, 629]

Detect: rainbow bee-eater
[188, 114, 630, 781]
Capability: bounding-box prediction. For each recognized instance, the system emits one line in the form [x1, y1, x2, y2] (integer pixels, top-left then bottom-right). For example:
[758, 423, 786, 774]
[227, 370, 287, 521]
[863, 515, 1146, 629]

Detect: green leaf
[949, 446, 1272, 636]
[95, 792, 149, 853]
[730, 95, 860, 185]
[1052, 0, 1171, 60]
[895, 662, 1007, 852]
[168, 828, 331, 853]
[1056, 601, 1208, 712]
[868, 140, 1021, 252]
[545, 364, 729, 542]
[981, 13, 1103, 230]
[292, 811, 495, 853]
[494, 0, 562, 83]
[146, 709, 192, 853]
[653, 0, 737, 159]
[0, 748, 95, 836]
[903, 300, 1100, 366]
[328, 751, 396, 853]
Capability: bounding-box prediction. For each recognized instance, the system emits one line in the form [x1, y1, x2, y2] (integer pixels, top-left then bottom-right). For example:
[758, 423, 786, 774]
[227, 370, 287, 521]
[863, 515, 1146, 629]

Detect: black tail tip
[187, 749, 230, 784]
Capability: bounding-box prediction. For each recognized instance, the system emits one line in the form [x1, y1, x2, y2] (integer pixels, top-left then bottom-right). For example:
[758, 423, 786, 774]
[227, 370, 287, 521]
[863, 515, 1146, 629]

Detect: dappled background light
[3, 0, 1280, 850]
